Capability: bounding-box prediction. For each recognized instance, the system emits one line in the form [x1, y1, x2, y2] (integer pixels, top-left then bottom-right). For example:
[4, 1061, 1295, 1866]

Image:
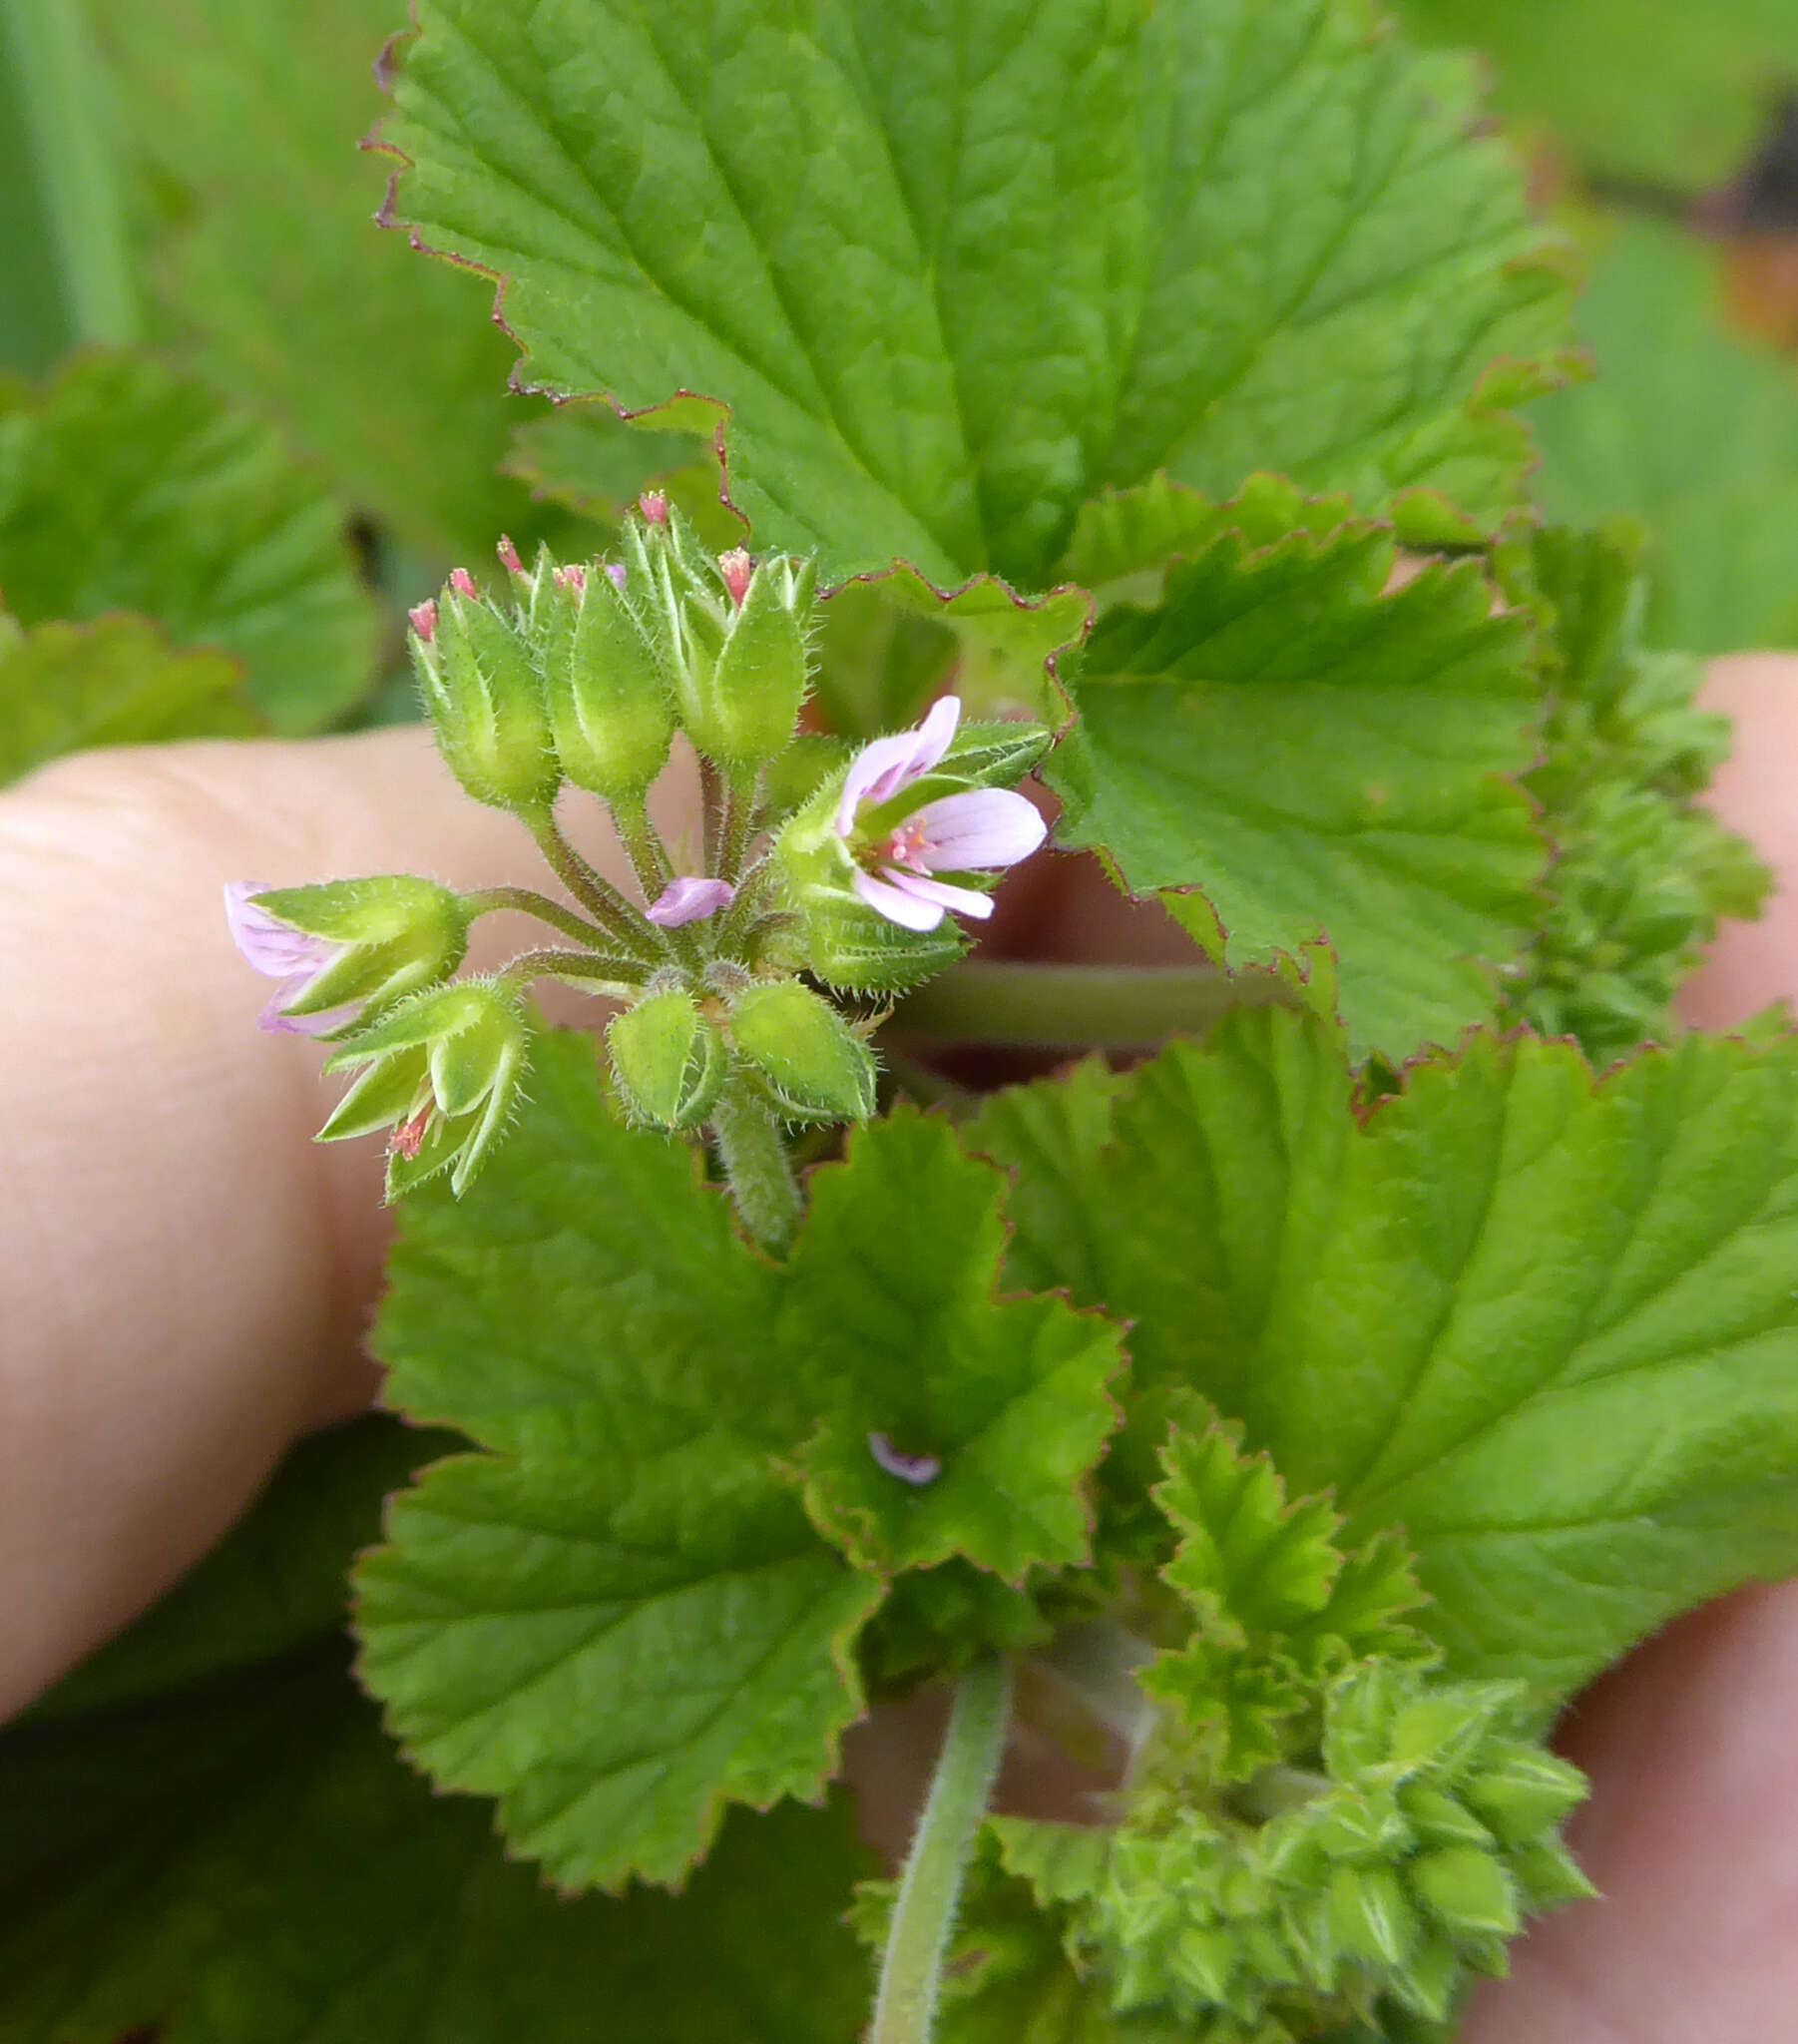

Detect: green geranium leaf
[0, 614, 253, 786]
[788, 1109, 1124, 1582]
[0, 1651, 871, 2044]
[86, 0, 568, 565]
[1060, 471, 1356, 593]
[0, 353, 377, 732]
[356, 1031, 881, 1892]
[966, 1056, 1124, 1301]
[1531, 221, 1798, 655]
[973, 1008, 1798, 1699]
[378, 0, 1573, 586]
[1389, 0, 1798, 187]
[1047, 510, 1545, 1061]
[1497, 523, 1769, 1062]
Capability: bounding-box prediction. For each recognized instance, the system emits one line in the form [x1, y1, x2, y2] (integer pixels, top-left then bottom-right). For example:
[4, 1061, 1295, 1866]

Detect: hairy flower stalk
[222, 502, 1054, 1219]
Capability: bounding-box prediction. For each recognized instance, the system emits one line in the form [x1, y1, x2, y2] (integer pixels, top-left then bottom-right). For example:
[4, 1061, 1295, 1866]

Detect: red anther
[719, 547, 754, 607]
[449, 566, 478, 599]
[639, 489, 670, 526]
[497, 534, 525, 576]
[407, 599, 438, 643]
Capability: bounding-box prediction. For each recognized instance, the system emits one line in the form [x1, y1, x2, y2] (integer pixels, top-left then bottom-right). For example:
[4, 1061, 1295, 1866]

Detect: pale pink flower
[497, 534, 525, 576]
[408, 599, 437, 642]
[224, 882, 356, 1035]
[646, 875, 736, 928]
[835, 697, 1046, 933]
[640, 490, 670, 526]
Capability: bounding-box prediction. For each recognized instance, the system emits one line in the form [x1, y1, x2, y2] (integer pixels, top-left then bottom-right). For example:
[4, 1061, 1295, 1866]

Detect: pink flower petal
[646, 875, 737, 927]
[225, 882, 334, 980]
[869, 1431, 941, 1485]
[883, 868, 995, 920]
[258, 989, 359, 1037]
[911, 786, 1048, 871]
[835, 695, 964, 837]
[851, 866, 947, 932]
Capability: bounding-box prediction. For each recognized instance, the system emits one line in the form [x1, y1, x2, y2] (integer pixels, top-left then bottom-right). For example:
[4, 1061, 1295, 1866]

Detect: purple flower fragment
[646, 875, 736, 928]
[835, 696, 1047, 933]
[223, 882, 355, 1035]
[869, 1431, 941, 1486]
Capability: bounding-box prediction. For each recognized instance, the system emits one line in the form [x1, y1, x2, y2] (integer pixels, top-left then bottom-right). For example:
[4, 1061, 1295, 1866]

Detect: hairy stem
[709, 1086, 800, 1254]
[496, 948, 646, 999]
[461, 884, 618, 949]
[890, 962, 1296, 1048]
[870, 1656, 1013, 2044]
[525, 810, 659, 954]
[608, 791, 672, 905]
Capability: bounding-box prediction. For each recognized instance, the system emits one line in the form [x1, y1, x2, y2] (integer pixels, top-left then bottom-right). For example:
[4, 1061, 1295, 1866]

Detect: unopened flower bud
[607, 987, 725, 1130]
[544, 560, 675, 801]
[321, 979, 528, 1198]
[412, 572, 560, 814]
[227, 874, 470, 1032]
[640, 489, 670, 526]
[728, 979, 877, 1123]
[682, 553, 817, 776]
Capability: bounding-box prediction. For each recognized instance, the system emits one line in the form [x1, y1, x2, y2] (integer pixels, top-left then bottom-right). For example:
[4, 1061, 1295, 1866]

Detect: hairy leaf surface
[789, 1110, 1124, 1581]
[378, 0, 1573, 584]
[1048, 513, 1545, 1059]
[360, 1033, 1122, 1886]
[978, 1009, 1798, 1697]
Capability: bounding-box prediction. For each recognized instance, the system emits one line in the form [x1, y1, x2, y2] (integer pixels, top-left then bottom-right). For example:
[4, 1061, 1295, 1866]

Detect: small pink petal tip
[646, 875, 736, 928]
[497, 534, 525, 576]
[640, 489, 670, 526]
[554, 563, 588, 595]
[407, 599, 437, 642]
[719, 548, 754, 607]
[449, 566, 478, 599]
[869, 1432, 941, 1486]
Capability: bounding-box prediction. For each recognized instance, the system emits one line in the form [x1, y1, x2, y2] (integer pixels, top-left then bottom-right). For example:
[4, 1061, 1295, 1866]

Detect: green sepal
[414, 577, 560, 813]
[323, 979, 529, 1198]
[548, 561, 675, 800]
[701, 553, 818, 773]
[727, 979, 877, 1124]
[249, 875, 471, 1022]
[607, 986, 725, 1131]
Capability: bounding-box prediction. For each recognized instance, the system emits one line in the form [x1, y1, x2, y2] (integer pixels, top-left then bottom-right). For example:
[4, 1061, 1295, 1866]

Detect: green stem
[496, 948, 646, 999]
[609, 791, 672, 904]
[709, 1085, 800, 1254]
[890, 962, 1296, 1048]
[525, 810, 660, 955]
[1, 0, 139, 349]
[870, 1657, 1013, 2044]
[462, 884, 617, 949]
[715, 767, 758, 881]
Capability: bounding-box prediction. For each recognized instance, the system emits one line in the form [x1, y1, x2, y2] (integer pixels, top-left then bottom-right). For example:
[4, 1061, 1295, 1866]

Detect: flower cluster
[225, 499, 1053, 1219]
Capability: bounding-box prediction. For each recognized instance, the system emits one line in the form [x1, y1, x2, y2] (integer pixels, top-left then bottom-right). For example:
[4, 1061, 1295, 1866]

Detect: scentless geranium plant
[6, 0, 1798, 2040]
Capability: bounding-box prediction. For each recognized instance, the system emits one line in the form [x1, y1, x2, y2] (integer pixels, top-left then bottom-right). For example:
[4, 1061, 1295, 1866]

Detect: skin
[1, 663, 1795, 2035]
